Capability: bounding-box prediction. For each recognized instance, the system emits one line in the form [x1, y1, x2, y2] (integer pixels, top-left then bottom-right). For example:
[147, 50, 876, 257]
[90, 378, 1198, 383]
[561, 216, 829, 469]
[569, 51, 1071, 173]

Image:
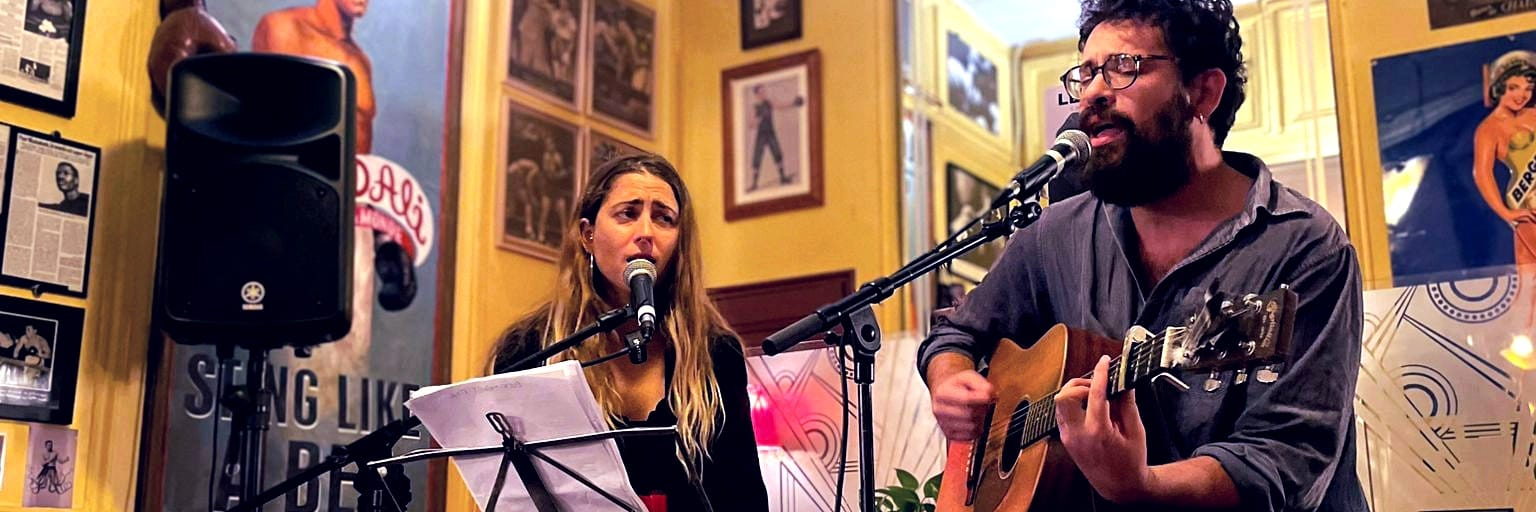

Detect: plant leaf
[923, 472, 942, 499]
[886, 487, 920, 506]
[897, 468, 920, 490]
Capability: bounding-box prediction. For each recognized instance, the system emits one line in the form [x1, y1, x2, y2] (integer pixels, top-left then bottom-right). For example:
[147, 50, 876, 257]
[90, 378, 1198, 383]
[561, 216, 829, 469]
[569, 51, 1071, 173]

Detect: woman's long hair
[488, 154, 731, 478]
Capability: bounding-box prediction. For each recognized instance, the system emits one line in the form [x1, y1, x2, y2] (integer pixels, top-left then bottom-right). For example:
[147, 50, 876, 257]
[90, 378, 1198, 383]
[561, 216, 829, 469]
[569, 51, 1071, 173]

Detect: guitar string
[997, 330, 1167, 441]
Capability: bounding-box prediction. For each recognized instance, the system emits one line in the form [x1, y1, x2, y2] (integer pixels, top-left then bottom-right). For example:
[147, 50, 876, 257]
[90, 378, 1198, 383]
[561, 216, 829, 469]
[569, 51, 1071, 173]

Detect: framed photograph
[588, 129, 647, 178]
[499, 101, 583, 260]
[721, 49, 823, 221]
[0, 296, 82, 425]
[739, 0, 801, 50]
[0, 126, 99, 297]
[508, 0, 586, 109]
[946, 31, 1001, 135]
[589, 0, 656, 137]
[945, 163, 1004, 282]
[0, 0, 85, 117]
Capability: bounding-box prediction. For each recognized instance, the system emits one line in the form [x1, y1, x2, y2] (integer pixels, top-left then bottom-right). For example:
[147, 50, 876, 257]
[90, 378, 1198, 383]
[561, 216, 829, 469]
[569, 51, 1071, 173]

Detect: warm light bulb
[1503, 335, 1536, 370]
[1516, 336, 1534, 358]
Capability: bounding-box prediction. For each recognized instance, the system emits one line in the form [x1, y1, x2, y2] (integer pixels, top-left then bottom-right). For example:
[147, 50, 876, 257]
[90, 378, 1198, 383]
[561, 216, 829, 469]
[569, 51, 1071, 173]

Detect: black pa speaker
[157, 53, 356, 349]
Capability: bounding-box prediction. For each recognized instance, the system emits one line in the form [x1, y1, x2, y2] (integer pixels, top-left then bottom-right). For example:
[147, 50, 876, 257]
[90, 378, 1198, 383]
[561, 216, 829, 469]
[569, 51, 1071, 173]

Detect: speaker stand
[217, 344, 272, 510]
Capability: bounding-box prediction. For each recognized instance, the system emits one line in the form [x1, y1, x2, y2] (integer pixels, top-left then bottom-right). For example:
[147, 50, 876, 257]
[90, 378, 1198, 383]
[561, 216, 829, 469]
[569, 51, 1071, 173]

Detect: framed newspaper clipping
[0, 0, 85, 117]
[0, 125, 98, 297]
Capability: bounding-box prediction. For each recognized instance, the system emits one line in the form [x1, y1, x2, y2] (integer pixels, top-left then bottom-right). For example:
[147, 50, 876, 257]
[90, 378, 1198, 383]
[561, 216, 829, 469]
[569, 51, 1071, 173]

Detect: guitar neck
[1016, 330, 1174, 447]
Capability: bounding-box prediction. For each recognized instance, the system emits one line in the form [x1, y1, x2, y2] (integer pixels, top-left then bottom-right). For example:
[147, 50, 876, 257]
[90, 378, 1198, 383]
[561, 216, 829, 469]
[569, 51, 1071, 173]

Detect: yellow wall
[1328, 0, 1536, 289]
[0, 0, 165, 510]
[675, 0, 901, 323]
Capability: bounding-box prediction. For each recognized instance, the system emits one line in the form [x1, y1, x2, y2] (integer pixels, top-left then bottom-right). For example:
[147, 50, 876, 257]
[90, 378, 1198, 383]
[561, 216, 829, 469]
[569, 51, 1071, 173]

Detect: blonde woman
[488, 155, 769, 511]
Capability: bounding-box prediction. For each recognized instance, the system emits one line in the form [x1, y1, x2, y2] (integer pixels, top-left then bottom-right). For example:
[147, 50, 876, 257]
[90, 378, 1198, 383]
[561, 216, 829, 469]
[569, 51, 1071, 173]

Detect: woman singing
[487, 155, 770, 511]
[1474, 54, 1536, 327]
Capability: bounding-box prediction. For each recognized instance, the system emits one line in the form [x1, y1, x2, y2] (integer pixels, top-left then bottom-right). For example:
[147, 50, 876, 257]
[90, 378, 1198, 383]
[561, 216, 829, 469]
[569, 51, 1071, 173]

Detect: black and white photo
[0, 296, 79, 425]
[23, 424, 74, 507]
[739, 0, 801, 50]
[499, 102, 582, 260]
[590, 0, 655, 136]
[17, 59, 48, 82]
[23, 0, 72, 40]
[945, 163, 1004, 282]
[946, 31, 1000, 135]
[509, 0, 585, 107]
[588, 129, 646, 178]
[0, 127, 99, 296]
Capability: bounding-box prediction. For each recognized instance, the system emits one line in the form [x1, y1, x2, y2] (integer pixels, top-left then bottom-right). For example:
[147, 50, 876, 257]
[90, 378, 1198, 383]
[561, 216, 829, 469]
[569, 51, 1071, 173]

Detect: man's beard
[1083, 94, 1196, 207]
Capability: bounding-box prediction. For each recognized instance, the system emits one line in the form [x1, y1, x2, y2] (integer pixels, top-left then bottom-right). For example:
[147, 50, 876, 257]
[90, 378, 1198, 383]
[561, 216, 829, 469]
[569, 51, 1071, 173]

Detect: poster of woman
[1373, 31, 1536, 333]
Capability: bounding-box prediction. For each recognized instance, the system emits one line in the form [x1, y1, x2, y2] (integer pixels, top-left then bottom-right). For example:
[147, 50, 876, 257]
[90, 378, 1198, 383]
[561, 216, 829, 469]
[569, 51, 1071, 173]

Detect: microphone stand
[228, 416, 420, 512]
[761, 200, 1045, 512]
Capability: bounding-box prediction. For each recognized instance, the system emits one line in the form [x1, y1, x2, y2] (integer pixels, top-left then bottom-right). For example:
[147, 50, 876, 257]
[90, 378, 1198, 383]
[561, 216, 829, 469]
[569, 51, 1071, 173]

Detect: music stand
[367, 413, 676, 512]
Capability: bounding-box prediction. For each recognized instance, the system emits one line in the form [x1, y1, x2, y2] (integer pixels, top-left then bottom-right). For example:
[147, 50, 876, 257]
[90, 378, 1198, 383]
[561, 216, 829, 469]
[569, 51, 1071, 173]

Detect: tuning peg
[1234, 369, 1248, 385]
[1203, 370, 1223, 392]
[1255, 365, 1280, 384]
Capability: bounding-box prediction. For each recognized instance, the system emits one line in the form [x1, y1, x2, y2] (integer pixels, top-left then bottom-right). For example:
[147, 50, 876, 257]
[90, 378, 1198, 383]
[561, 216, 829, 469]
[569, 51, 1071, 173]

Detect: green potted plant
[875, 469, 941, 512]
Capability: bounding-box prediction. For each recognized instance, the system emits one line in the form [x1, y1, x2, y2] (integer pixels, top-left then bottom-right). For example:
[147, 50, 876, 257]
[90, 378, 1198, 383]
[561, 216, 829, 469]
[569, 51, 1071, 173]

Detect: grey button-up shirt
[917, 152, 1367, 512]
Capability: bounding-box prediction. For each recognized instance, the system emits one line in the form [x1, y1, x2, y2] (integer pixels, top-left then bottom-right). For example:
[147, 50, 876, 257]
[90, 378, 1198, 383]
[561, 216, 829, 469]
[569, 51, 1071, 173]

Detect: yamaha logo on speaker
[241, 281, 266, 311]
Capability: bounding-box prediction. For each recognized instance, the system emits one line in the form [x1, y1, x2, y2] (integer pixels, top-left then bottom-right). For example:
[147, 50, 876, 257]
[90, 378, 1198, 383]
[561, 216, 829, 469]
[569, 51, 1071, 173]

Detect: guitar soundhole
[998, 398, 1029, 477]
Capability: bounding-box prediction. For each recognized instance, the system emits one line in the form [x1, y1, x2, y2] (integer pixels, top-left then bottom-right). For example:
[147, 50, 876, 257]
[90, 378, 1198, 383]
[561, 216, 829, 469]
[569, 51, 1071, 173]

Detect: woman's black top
[492, 326, 771, 512]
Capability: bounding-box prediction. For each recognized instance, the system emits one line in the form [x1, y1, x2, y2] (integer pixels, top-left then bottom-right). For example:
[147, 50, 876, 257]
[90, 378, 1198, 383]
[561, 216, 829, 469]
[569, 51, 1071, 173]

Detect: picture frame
[739, 0, 802, 50]
[0, 0, 85, 118]
[0, 295, 82, 425]
[589, 0, 656, 138]
[499, 101, 585, 260]
[0, 125, 100, 298]
[721, 49, 823, 221]
[587, 128, 647, 178]
[944, 162, 1004, 283]
[507, 0, 587, 110]
[945, 31, 1002, 136]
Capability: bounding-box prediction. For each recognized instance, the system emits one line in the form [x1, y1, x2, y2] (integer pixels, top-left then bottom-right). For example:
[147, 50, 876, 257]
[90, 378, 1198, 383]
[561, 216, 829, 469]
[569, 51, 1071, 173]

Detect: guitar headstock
[1163, 286, 1298, 373]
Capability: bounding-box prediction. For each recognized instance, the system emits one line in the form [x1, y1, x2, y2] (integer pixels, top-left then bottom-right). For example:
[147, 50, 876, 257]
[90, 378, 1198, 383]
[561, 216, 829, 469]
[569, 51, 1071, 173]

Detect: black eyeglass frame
[1060, 54, 1177, 99]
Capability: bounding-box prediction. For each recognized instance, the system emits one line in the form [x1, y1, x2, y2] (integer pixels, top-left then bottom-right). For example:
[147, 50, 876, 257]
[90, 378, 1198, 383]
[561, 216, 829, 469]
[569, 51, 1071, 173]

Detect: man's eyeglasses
[1060, 54, 1175, 100]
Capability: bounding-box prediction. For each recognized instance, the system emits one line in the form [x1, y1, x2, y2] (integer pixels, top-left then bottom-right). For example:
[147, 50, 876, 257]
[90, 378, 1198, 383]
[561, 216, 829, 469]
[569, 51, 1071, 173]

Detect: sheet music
[407, 360, 643, 511]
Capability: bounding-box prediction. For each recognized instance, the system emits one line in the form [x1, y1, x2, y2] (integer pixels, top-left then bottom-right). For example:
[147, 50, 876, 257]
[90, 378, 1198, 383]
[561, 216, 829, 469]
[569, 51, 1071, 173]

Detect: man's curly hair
[1078, 0, 1248, 146]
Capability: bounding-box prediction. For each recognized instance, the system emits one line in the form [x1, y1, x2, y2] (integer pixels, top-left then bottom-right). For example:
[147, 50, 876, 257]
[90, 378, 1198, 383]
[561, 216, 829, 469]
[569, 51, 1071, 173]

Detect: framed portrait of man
[508, 0, 586, 109]
[721, 49, 823, 221]
[738, 0, 801, 50]
[499, 101, 583, 260]
[589, 0, 655, 137]
[587, 129, 647, 178]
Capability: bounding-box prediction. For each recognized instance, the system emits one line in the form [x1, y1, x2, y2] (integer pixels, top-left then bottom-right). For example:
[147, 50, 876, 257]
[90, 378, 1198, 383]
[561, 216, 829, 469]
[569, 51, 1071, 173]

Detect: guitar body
[935, 325, 1123, 512]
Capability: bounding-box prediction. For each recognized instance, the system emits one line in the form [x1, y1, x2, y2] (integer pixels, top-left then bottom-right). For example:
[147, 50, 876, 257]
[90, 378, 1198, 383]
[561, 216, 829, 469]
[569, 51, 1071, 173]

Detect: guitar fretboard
[1011, 330, 1174, 448]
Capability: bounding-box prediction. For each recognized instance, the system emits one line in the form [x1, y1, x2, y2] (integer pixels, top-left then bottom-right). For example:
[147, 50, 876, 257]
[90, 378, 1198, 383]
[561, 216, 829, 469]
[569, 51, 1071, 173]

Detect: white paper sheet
[407, 360, 642, 511]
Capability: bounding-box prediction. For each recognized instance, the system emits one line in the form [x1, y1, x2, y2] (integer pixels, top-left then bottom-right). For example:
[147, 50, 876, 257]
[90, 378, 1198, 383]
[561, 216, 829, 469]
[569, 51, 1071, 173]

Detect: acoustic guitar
[934, 287, 1298, 512]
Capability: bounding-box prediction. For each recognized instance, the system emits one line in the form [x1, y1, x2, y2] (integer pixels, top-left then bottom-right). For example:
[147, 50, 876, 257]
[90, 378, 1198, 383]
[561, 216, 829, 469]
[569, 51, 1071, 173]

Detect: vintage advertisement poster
[144, 1, 454, 511]
[1372, 31, 1536, 291]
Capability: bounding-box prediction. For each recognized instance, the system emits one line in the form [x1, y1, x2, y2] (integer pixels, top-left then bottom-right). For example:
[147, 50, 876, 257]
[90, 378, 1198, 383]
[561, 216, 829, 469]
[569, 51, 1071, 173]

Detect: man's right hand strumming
[926, 352, 994, 442]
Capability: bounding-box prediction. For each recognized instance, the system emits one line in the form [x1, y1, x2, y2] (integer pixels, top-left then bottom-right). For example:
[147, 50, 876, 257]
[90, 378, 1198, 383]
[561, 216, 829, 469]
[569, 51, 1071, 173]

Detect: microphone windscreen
[624, 258, 657, 282]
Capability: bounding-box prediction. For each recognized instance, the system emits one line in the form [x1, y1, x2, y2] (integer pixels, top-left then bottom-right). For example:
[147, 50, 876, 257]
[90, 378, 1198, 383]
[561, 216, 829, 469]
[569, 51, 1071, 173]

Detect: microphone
[989, 113, 1092, 209]
[623, 259, 658, 364]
